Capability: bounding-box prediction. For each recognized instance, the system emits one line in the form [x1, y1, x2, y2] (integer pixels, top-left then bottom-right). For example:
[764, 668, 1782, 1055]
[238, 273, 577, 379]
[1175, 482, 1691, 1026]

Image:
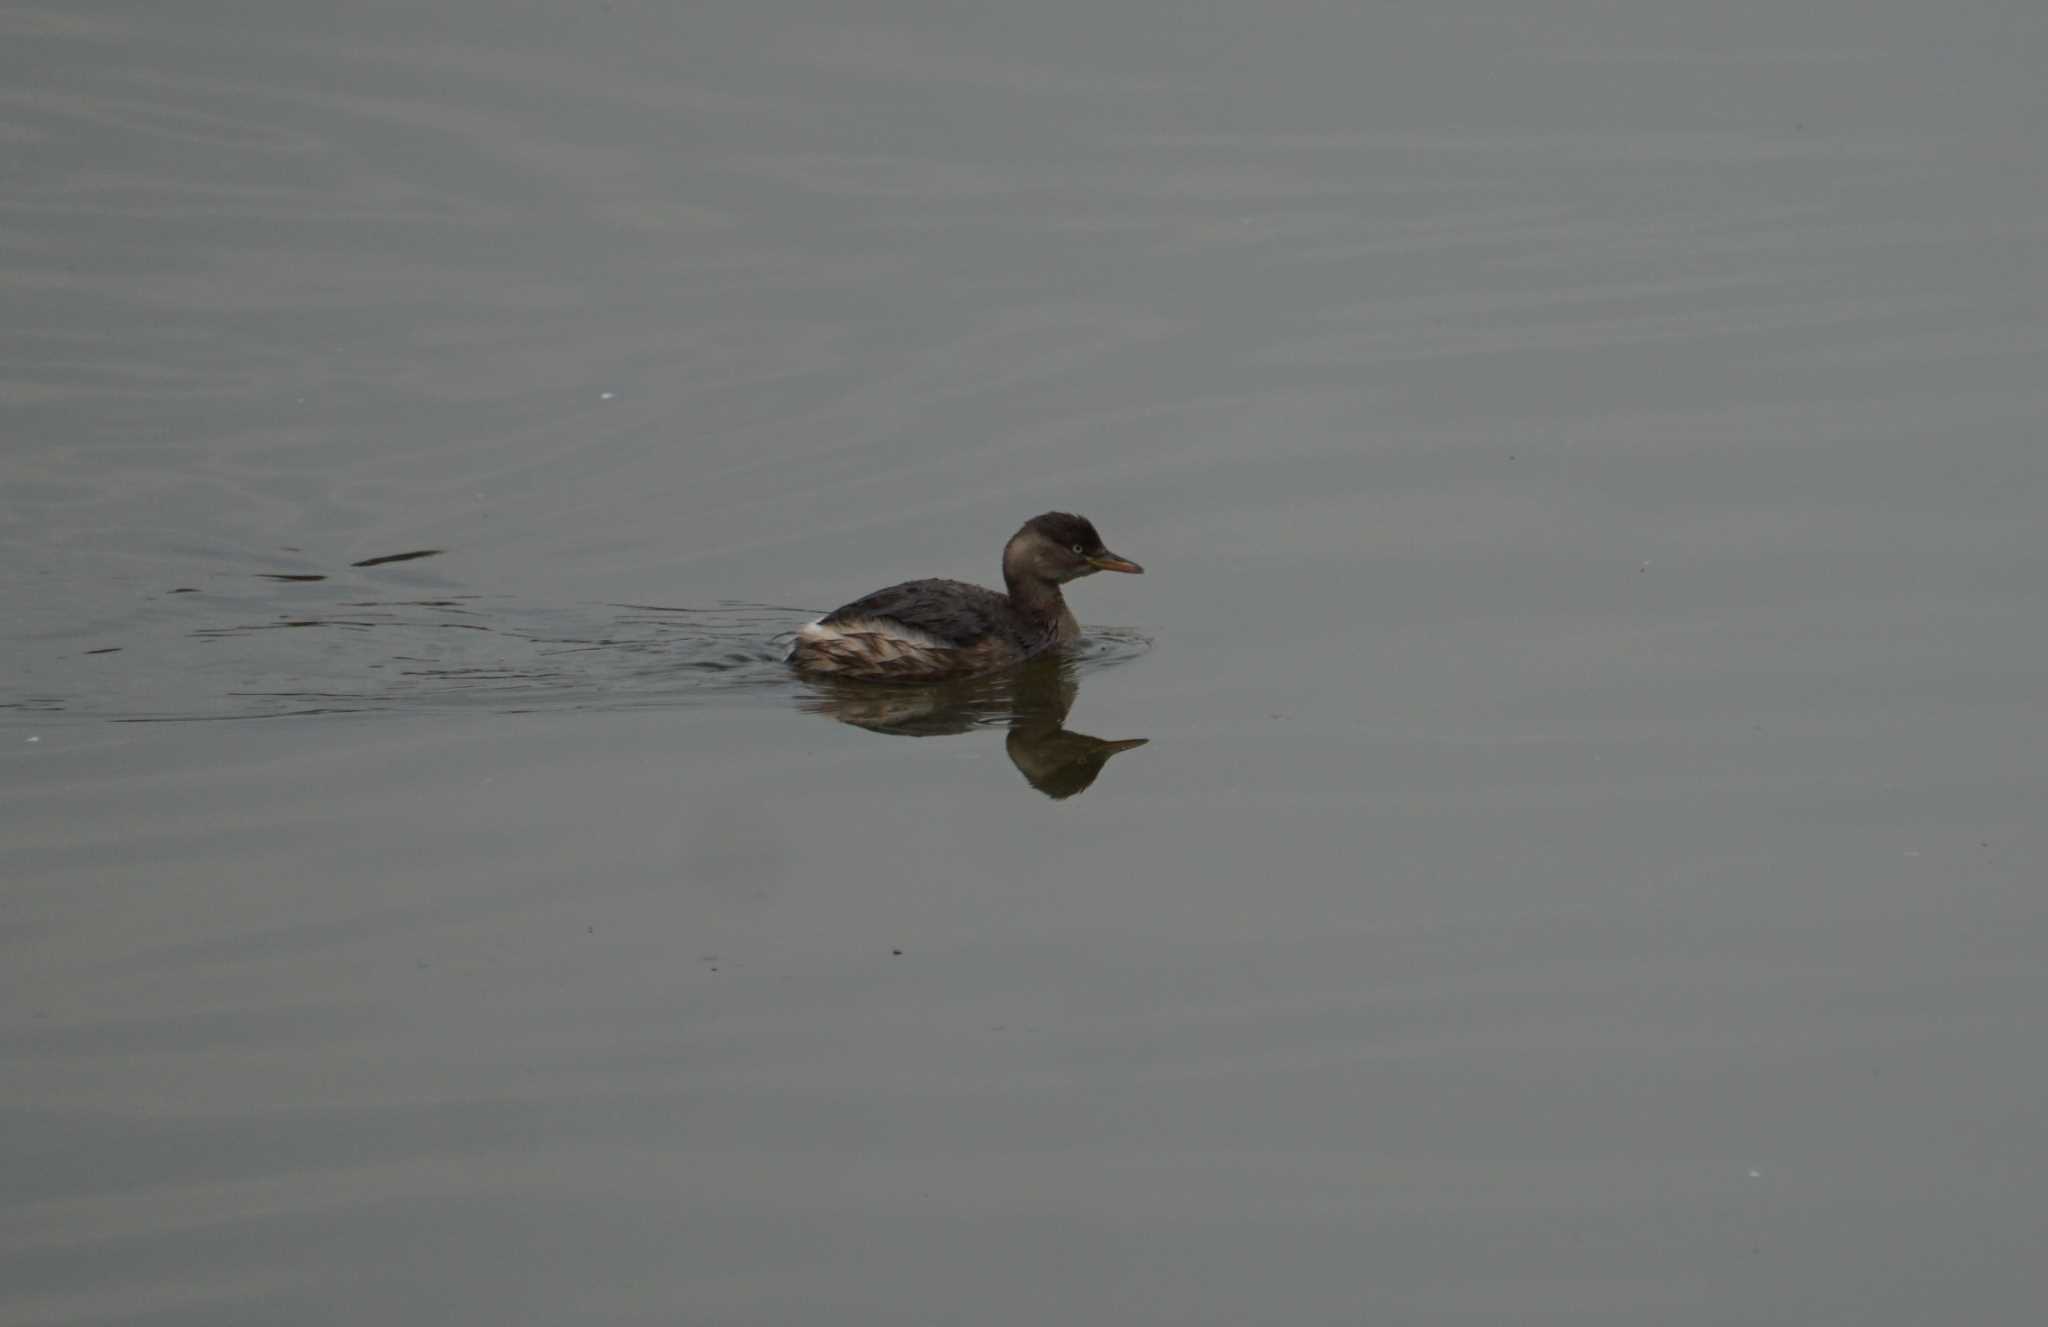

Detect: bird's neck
[1004, 573, 1075, 641]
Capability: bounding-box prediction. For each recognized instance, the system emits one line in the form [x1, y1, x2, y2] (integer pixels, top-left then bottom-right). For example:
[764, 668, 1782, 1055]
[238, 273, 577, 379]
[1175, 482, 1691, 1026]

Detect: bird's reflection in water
[795, 655, 1147, 799]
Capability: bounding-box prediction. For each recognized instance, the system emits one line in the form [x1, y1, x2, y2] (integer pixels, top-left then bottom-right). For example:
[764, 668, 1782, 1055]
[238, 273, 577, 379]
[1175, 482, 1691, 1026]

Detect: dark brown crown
[1020, 511, 1104, 551]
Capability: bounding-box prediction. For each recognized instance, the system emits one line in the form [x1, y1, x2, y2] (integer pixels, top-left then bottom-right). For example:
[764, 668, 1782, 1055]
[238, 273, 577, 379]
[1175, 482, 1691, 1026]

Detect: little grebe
[788, 512, 1143, 682]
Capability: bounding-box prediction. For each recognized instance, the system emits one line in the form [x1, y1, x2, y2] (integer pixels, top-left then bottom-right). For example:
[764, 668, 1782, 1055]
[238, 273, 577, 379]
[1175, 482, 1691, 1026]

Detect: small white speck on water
[1748, 1169, 1762, 1179]
[600, 391, 616, 401]
[25, 736, 39, 743]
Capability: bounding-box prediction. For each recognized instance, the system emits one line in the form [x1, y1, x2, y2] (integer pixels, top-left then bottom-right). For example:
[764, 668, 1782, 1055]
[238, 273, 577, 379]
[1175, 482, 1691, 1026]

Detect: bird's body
[791, 578, 1070, 680]
[788, 512, 1141, 682]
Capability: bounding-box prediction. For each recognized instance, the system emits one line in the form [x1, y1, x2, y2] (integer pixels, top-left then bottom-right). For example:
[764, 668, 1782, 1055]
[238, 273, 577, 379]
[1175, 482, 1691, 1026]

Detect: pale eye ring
[1071, 543, 1086, 555]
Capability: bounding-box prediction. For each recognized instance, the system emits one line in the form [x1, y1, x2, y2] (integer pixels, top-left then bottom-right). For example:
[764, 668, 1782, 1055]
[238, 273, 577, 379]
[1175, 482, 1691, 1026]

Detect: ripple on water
[7, 573, 1152, 725]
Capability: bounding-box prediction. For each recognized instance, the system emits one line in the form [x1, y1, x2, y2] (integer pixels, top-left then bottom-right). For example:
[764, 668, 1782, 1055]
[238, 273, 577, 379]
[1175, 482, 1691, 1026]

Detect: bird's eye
[1072, 543, 1086, 555]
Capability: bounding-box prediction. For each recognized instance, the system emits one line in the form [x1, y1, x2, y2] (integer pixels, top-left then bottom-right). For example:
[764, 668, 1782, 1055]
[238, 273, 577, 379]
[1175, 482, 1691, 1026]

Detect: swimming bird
[787, 512, 1143, 682]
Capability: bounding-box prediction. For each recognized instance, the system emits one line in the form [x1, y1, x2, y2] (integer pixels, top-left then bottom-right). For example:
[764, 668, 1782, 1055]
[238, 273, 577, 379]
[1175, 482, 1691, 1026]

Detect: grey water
[5, 2, 2046, 1322]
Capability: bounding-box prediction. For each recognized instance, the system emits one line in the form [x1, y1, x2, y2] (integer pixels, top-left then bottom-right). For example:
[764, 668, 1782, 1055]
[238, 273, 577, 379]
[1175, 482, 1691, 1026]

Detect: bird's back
[791, 578, 1050, 681]
[818, 578, 1027, 649]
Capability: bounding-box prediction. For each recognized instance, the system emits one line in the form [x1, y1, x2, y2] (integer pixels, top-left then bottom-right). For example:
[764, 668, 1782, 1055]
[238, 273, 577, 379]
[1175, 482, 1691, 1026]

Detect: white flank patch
[795, 617, 945, 651]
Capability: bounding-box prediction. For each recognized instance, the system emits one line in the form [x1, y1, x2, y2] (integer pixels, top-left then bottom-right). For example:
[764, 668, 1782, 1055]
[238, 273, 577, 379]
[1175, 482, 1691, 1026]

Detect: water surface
[5, 2, 2045, 1323]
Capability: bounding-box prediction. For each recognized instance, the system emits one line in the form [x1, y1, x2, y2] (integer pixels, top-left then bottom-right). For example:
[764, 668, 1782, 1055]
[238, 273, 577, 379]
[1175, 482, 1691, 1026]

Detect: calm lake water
[5, 2, 2045, 1322]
